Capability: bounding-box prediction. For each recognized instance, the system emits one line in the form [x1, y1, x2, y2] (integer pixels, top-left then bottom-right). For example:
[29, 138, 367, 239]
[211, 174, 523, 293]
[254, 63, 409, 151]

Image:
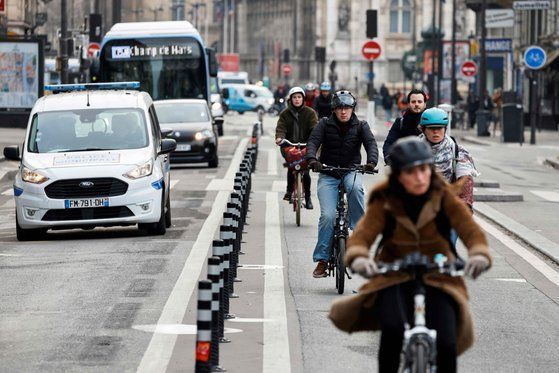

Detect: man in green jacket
[275, 86, 318, 209]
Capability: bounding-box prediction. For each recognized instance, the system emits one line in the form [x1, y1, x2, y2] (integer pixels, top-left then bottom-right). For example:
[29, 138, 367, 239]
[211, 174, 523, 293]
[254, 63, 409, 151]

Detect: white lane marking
[1, 189, 12, 196]
[219, 135, 239, 141]
[137, 139, 248, 373]
[133, 324, 243, 334]
[1, 199, 14, 208]
[226, 317, 274, 323]
[263, 192, 291, 373]
[169, 179, 179, 189]
[267, 149, 278, 176]
[530, 190, 559, 203]
[475, 217, 559, 286]
[495, 278, 527, 283]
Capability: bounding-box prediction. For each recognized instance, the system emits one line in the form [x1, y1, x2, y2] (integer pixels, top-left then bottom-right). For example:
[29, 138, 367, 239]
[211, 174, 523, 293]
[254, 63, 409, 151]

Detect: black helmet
[331, 90, 357, 109]
[389, 137, 433, 171]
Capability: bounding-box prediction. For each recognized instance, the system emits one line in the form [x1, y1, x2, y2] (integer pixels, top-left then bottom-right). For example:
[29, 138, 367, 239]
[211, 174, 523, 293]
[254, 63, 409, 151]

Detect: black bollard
[195, 280, 212, 373]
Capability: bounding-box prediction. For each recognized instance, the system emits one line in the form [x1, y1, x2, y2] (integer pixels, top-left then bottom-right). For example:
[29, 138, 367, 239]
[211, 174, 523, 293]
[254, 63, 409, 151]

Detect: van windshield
[27, 108, 149, 153]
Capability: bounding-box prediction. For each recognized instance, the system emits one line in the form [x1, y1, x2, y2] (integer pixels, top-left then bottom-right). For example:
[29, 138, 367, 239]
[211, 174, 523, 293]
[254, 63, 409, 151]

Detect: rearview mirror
[206, 48, 218, 77]
[159, 139, 177, 155]
[4, 145, 20, 161]
[161, 128, 173, 138]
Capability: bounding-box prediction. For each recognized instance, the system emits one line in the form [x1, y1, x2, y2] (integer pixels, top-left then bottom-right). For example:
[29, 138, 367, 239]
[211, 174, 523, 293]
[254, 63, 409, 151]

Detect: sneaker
[313, 260, 328, 278]
[283, 192, 292, 202]
[305, 196, 313, 210]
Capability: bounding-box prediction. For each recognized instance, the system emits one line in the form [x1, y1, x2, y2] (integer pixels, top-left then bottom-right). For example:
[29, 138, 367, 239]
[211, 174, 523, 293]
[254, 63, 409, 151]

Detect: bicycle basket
[284, 146, 308, 170]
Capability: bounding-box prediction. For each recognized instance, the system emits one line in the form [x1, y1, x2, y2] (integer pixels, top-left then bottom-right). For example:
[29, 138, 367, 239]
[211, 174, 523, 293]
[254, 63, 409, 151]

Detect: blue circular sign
[524, 46, 547, 69]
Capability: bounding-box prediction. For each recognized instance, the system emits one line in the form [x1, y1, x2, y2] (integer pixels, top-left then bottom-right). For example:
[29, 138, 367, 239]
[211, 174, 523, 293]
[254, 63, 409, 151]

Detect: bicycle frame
[330, 180, 349, 269]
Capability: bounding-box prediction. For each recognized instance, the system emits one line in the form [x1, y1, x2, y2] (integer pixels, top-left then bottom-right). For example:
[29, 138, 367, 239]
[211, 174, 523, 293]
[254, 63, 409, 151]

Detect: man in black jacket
[382, 88, 427, 165]
[306, 90, 378, 278]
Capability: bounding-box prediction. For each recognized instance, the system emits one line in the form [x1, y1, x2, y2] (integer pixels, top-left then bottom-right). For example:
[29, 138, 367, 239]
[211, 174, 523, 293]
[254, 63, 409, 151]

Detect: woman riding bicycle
[329, 137, 491, 373]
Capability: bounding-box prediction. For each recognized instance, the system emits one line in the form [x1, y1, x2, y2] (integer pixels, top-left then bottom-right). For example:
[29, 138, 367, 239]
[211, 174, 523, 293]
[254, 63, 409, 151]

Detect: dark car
[154, 99, 219, 168]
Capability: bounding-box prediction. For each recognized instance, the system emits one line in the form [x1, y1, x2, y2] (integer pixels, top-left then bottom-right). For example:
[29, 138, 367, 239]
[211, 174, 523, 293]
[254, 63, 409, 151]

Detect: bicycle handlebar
[320, 164, 379, 174]
[278, 139, 307, 148]
[374, 254, 465, 278]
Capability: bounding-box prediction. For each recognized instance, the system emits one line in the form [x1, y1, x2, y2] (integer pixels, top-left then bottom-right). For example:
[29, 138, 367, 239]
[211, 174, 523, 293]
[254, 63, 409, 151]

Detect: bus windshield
[100, 37, 207, 101]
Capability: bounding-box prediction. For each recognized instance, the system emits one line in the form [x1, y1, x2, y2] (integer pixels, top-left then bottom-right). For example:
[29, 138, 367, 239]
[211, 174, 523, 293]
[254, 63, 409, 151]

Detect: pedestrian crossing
[530, 190, 559, 203]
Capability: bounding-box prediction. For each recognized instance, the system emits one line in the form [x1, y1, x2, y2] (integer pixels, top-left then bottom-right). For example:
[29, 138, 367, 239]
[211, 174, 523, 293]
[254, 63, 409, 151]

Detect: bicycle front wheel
[336, 237, 346, 294]
[411, 343, 428, 373]
[295, 172, 302, 226]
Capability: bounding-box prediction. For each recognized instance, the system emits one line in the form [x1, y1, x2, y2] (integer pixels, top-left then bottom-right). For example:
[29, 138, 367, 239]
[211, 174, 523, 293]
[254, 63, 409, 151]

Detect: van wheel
[238, 111, 245, 115]
[165, 191, 172, 228]
[139, 190, 166, 235]
[16, 212, 46, 241]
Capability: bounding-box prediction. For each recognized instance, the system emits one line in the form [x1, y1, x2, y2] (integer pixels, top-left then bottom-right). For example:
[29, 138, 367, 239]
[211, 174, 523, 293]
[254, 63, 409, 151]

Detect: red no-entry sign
[460, 60, 478, 77]
[362, 41, 382, 60]
[87, 42, 100, 58]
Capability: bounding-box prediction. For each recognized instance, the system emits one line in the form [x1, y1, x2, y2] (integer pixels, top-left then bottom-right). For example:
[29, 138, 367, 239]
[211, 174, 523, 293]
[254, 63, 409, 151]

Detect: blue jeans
[450, 229, 458, 247]
[313, 172, 366, 262]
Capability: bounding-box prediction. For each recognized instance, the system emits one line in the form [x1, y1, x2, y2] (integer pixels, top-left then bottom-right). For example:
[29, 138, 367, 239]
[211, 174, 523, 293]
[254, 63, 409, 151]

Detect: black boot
[283, 192, 292, 203]
[305, 195, 313, 210]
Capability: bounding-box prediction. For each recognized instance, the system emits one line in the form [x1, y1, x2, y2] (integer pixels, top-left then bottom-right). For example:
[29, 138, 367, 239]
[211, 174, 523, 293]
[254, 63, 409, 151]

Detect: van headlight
[124, 159, 153, 179]
[268, 98, 274, 105]
[22, 167, 49, 184]
[195, 129, 214, 141]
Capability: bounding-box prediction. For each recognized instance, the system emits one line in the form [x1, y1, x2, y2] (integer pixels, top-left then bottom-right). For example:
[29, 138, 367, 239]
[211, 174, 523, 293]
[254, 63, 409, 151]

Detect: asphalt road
[1, 112, 558, 372]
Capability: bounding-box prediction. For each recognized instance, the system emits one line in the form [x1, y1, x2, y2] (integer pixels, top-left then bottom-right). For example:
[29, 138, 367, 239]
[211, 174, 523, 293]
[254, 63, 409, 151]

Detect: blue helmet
[319, 81, 331, 91]
[420, 108, 449, 127]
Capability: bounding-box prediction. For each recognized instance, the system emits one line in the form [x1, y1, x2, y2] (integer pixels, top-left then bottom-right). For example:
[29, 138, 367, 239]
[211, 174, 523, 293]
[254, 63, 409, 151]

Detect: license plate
[176, 144, 191, 151]
[64, 197, 109, 208]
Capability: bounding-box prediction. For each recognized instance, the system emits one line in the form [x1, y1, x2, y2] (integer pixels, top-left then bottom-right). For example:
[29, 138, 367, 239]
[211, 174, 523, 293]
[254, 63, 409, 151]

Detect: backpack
[377, 202, 461, 261]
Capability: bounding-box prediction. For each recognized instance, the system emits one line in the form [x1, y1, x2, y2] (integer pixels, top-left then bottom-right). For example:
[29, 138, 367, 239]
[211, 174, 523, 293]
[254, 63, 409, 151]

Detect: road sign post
[362, 40, 381, 128]
[524, 45, 547, 145]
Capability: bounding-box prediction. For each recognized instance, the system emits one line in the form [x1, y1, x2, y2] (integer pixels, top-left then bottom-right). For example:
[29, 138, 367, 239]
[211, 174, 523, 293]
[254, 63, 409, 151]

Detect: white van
[3, 82, 177, 241]
[221, 84, 275, 114]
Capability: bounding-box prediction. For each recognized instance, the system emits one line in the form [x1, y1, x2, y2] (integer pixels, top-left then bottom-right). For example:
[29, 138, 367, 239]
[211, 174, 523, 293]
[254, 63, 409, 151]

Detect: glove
[350, 257, 378, 278]
[275, 138, 284, 145]
[309, 160, 323, 172]
[363, 163, 376, 173]
[464, 254, 490, 279]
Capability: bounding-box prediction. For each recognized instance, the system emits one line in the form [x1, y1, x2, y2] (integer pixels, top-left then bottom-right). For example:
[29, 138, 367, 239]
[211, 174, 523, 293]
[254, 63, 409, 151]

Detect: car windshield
[27, 108, 149, 153]
[254, 87, 273, 98]
[154, 102, 209, 124]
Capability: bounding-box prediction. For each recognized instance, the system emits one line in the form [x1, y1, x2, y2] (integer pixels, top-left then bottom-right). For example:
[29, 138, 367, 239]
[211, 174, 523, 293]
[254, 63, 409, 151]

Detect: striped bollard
[207, 257, 226, 372]
[220, 225, 239, 301]
[223, 212, 241, 282]
[195, 280, 212, 373]
[212, 240, 230, 343]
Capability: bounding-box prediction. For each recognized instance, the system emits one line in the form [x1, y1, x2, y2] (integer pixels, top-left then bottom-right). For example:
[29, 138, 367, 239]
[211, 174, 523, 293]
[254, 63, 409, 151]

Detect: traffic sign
[87, 42, 100, 58]
[524, 46, 547, 69]
[513, 1, 550, 10]
[460, 60, 478, 77]
[282, 64, 292, 75]
[0, 0, 5, 13]
[362, 40, 381, 61]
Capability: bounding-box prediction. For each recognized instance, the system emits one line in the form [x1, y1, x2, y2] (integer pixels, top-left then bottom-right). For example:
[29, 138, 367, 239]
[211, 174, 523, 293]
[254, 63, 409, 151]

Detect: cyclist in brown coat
[329, 137, 491, 372]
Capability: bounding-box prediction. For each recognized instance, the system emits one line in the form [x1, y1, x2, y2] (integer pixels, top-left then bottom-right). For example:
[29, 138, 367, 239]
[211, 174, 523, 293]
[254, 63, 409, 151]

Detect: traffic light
[366, 10, 377, 38]
[283, 49, 290, 63]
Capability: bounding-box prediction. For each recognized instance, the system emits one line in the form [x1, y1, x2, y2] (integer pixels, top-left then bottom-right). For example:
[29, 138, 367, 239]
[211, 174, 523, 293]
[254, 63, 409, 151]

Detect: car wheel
[16, 212, 46, 241]
[139, 190, 166, 235]
[165, 191, 171, 228]
[208, 154, 219, 168]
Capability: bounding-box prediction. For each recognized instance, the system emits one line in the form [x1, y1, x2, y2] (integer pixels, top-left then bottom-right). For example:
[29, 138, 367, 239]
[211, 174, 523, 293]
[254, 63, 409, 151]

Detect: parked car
[154, 99, 219, 168]
[221, 84, 274, 114]
[3, 82, 176, 241]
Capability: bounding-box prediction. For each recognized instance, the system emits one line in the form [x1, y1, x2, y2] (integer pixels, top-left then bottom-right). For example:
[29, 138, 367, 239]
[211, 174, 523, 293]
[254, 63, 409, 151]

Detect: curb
[473, 192, 524, 202]
[544, 157, 559, 170]
[474, 202, 559, 265]
[459, 136, 493, 146]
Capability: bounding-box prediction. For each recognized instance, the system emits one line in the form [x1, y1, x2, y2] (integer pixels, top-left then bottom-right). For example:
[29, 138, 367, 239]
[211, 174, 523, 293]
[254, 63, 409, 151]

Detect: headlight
[124, 159, 153, 179]
[195, 129, 214, 141]
[22, 166, 49, 184]
[212, 102, 222, 111]
[268, 98, 274, 105]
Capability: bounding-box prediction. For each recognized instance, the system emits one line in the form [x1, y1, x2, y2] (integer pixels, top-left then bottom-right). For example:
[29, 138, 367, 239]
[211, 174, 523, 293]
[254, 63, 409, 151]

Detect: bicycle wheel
[295, 172, 302, 226]
[411, 343, 428, 373]
[336, 237, 346, 294]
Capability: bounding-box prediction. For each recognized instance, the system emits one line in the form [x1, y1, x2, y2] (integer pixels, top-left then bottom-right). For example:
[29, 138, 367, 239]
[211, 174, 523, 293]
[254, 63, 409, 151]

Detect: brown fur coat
[329, 175, 491, 355]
